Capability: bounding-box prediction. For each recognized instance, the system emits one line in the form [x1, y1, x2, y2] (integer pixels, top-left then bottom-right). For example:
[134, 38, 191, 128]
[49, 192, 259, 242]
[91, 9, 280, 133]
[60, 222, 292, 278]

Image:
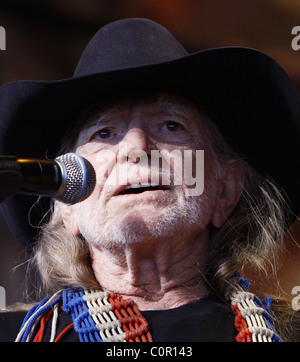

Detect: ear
[57, 201, 80, 235]
[211, 160, 245, 228]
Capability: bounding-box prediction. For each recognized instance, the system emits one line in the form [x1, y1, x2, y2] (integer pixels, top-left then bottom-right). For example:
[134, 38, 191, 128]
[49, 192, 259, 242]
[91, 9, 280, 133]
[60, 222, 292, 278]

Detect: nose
[118, 125, 151, 164]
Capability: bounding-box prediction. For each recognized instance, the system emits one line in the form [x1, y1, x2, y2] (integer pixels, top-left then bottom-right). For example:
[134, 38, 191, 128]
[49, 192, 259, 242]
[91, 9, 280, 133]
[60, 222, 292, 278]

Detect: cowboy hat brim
[0, 46, 299, 250]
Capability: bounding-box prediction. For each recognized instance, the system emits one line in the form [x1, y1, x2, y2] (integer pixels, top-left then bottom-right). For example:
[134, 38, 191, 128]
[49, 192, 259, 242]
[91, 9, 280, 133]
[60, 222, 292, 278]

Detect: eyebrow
[152, 95, 202, 120]
[81, 103, 124, 130]
[79, 93, 203, 133]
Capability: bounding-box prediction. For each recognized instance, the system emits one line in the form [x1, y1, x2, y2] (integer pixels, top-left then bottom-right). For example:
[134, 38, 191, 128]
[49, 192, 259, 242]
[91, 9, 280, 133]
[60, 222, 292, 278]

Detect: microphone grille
[55, 153, 96, 205]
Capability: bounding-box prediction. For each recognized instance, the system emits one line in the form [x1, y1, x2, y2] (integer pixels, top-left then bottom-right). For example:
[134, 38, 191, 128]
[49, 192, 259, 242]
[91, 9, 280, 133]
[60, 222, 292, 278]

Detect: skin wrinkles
[58, 92, 244, 310]
[75, 95, 205, 151]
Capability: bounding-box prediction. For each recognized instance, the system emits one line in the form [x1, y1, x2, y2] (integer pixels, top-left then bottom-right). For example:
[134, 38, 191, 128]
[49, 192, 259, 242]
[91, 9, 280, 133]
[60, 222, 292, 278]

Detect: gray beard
[73, 190, 212, 249]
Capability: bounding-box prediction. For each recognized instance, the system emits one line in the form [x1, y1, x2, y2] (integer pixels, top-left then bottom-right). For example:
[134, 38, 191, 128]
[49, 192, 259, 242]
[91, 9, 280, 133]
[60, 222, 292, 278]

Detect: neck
[89, 232, 209, 310]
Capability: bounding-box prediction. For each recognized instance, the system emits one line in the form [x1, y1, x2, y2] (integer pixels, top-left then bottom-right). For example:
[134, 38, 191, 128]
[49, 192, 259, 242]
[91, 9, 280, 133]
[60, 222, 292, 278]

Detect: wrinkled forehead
[60, 91, 205, 152]
[82, 91, 203, 127]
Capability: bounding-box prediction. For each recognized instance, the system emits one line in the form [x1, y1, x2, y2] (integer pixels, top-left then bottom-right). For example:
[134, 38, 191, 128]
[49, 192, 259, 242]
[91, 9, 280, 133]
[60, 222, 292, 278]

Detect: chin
[89, 203, 203, 249]
[85, 212, 173, 248]
[75, 191, 213, 249]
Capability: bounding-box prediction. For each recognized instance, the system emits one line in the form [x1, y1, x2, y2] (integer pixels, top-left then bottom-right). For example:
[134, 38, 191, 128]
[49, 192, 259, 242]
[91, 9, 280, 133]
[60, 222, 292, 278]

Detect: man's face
[67, 92, 220, 248]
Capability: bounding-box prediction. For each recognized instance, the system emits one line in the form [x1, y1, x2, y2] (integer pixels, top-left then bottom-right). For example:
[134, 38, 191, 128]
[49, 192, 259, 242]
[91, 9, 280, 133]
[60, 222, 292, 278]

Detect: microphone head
[54, 153, 96, 205]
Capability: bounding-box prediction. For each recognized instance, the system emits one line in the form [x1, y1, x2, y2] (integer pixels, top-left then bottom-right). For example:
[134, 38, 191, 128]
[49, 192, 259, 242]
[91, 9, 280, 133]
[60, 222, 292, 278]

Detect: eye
[93, 128, 113, 139]
[163, 121, 185, 132]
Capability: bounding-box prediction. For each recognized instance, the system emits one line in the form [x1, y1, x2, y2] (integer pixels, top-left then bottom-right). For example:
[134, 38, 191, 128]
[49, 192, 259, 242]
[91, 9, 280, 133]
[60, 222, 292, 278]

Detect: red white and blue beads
[15, 278, 282, 342]
[64, 288, 153, 342]
[230, 278, 282, 342]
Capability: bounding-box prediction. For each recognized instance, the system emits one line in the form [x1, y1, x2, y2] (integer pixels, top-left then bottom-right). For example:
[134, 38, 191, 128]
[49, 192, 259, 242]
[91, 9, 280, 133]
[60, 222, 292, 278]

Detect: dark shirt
[0, 295, 236, 342]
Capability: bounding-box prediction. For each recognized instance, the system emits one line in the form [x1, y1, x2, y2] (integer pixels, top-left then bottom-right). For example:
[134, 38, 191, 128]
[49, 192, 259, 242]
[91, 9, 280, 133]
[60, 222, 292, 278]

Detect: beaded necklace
[15, 278, 282, 342]
[229, 278, 282, 342]
[63, 288, 153, 342]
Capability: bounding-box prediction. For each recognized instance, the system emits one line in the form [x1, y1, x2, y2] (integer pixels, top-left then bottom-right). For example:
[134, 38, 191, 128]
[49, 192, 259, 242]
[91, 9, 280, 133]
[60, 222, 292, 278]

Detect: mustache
[92, 147, 204, 195]
[104, 164, 182, 187]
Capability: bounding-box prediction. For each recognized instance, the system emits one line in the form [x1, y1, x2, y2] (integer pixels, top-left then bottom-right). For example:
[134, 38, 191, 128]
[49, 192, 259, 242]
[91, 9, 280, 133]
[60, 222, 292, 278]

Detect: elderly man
[0, 18, 299, 342]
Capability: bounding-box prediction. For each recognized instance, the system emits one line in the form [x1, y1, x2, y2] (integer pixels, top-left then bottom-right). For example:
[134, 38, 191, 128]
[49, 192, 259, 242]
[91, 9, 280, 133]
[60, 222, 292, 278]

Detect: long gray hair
[32, 112, 290, 289]
[28, 95, 294, 338]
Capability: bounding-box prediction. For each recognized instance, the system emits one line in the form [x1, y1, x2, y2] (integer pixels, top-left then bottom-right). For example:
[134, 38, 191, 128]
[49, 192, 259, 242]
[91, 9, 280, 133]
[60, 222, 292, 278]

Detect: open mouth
[117, 184, 169, 196]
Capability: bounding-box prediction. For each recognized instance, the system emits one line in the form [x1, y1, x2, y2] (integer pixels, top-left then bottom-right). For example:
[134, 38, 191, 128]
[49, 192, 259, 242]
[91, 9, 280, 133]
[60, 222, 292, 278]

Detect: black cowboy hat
[0, 18, 299, 251]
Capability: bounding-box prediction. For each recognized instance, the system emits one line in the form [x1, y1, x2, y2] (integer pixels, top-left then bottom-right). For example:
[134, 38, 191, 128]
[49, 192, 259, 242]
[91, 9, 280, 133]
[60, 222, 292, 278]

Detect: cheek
[183, 149, 219, 214]
[170, 146, 213, 196]
[77, 145, 119, 188]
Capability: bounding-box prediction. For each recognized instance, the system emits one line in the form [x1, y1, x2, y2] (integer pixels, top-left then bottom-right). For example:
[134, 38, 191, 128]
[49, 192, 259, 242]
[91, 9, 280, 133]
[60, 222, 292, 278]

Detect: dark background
[0, 0, 299, 307]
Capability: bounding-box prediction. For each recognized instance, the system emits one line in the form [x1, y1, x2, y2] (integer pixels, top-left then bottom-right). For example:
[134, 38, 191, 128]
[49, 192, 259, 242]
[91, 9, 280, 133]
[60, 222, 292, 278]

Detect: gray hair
[30, 108, 290, 295]
[27, 93, 294, 339]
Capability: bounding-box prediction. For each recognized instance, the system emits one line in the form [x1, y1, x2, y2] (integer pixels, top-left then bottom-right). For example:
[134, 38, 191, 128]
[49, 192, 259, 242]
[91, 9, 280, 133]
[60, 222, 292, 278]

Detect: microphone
[0, 153, 96, 204]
